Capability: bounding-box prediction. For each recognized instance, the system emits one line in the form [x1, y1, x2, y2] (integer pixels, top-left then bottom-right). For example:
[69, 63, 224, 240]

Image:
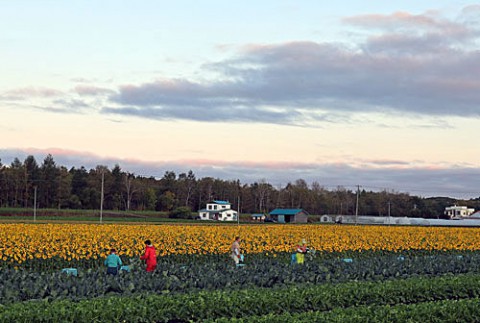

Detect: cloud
[101, 6, 480, 125]
[101, 104, 303, 125]
[27, 98, 93, 114]
[73, 85, 115, 96]
[343, 11, 471, 37]
[1, 148, 478, 199]
[2, 87, 63, 100]
[343, 10, 479, 59]
[0, 86, 99, 114]
[4, 7, 479, 126]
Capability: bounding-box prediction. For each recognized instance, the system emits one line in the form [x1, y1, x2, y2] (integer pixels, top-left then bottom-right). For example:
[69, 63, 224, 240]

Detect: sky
[1, 1, 479, 199]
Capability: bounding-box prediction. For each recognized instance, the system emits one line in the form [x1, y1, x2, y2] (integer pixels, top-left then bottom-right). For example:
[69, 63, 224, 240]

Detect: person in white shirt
[231, 237, 241, 265]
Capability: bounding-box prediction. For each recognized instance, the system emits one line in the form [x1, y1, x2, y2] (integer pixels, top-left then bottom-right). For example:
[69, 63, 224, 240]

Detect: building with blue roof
[269, 208, 308, 223]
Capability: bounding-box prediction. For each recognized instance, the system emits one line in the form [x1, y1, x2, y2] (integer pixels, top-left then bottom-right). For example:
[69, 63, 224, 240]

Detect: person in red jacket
[140, 239, 157, 272]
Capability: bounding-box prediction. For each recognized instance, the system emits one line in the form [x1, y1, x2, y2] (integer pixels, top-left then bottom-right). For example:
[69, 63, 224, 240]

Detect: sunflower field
[2, 223, 480, 265]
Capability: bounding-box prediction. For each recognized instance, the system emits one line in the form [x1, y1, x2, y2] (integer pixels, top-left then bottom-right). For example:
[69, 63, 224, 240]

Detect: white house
[444, 205, 475, 219]
[198, 200, 238, 221]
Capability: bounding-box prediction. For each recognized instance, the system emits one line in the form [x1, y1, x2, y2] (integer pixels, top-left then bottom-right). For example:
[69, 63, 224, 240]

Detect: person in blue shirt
[104, 248, 123, 275]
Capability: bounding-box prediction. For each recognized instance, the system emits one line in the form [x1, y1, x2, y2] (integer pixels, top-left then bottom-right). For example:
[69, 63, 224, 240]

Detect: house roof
[213, 200, 230, 205]
[251, 213, 265, 217]
[269, 208, 306, 216]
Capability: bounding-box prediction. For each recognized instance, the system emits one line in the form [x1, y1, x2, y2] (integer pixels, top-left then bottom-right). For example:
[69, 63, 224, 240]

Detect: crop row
[213, 298, 480, 323]
[2, 274, 480, 322]
[9, 248, 475, 271]
[3, 223, 480, 265]
[3, 252, 480, 304]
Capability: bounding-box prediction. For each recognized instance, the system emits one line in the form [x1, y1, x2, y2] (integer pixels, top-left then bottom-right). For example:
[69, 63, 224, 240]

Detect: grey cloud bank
[100, 8, 480, 125]
[2, 7, 479, 127]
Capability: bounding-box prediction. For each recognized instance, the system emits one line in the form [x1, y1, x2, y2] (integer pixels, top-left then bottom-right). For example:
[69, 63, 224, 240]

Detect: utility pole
[355, 185, 360, 225]
[100, 171, 104, 223]
[33, 186, 37, 222]
[237, 195, 240, 226]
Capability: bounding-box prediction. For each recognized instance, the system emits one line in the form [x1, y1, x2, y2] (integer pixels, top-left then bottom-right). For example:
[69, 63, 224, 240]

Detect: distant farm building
[198, 200, 238, 221]
[251, 213, 266, 222]
[444, 205, 475, 219]
[269, 208, 308, 223]
[320, 215, 334, 223]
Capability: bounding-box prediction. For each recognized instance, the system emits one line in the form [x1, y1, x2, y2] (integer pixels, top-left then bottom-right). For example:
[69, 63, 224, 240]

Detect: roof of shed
[269, 208, 306, 215]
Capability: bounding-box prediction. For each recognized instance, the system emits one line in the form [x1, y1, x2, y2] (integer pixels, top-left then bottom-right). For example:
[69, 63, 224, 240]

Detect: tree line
[0, 154, 479, 218]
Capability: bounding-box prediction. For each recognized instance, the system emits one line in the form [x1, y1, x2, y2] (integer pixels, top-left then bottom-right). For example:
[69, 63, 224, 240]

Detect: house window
[208, 205, 212, 210]
[222, 205, 227, 209]
[214, 205, 217, 210]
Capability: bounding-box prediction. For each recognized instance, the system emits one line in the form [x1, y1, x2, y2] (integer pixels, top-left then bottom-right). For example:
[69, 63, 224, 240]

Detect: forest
[0, 154, 479, 218]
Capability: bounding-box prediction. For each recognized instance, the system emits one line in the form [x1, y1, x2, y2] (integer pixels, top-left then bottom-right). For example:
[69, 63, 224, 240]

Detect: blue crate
[61, 268, 78, 276]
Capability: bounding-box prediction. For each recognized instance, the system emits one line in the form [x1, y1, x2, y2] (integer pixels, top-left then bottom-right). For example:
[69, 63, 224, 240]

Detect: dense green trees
[0, 155, 478, 217]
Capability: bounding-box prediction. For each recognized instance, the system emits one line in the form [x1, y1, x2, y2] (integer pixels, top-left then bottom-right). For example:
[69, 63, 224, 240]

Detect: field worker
[231, 236, 241, 266]
[295, 239, 307, 265]
[140, 239, 157, 272]
[104, 248, 122, 275]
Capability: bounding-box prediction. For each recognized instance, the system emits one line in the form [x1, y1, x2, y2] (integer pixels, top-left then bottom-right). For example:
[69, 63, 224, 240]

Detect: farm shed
[269, 208, 309, 223]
